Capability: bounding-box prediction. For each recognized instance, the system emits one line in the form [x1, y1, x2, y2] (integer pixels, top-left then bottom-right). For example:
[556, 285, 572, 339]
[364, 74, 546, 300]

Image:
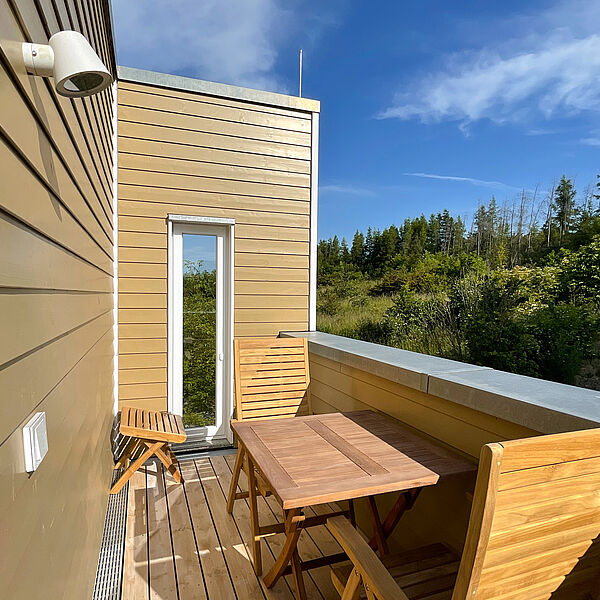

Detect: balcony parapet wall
[281, 331, 600, 435]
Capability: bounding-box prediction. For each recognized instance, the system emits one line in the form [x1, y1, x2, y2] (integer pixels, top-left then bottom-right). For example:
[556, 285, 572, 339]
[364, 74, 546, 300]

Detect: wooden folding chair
[226, 337, 311, 514]
[110, 406, 187, 494]
[328, 427, 600, 599]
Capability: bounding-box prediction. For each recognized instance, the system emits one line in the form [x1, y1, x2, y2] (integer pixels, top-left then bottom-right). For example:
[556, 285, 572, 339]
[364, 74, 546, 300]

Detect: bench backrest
[454, 428, 600, 600]
[233, 337, 311, 421]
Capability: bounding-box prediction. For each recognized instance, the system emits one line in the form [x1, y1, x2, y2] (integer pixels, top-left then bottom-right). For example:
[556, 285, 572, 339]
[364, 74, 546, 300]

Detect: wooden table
[230, 410, 475, 599]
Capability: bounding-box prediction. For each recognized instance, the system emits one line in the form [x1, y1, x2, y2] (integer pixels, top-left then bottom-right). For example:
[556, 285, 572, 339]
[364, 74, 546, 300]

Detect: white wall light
[22, 30, 112, 98]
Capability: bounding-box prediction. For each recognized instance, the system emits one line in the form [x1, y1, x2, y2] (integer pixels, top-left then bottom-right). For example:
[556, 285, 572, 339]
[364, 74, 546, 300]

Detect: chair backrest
[454, 428, 600, 600]
[233, 337, 311, 422]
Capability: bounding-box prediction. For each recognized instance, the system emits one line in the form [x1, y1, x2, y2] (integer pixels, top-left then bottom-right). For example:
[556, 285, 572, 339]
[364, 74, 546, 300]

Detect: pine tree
[553, 175, 576, 247]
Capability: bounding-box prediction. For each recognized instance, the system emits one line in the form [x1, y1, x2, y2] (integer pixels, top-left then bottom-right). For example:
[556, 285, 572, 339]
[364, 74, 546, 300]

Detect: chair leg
[226, 444, 246, 514]
[110, 441, 162, 494]
[155, 443, 183, 484]
[247, 454, 262, 576]
[114, 438, 139, 470]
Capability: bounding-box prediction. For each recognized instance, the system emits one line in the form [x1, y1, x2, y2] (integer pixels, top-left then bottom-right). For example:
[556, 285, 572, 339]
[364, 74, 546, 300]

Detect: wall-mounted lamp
[22, 30, 112, 98]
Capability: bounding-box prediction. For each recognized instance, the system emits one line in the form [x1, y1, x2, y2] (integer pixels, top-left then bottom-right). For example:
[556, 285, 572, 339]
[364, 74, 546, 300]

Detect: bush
[521, 304, 597, 384]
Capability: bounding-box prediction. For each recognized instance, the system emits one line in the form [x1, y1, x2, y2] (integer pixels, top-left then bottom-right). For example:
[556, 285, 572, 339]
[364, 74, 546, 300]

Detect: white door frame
[167, 215, 234, 443]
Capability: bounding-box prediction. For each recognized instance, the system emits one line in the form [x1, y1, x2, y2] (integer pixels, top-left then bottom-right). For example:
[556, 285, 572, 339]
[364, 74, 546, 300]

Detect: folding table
[229, 410, 476, 599]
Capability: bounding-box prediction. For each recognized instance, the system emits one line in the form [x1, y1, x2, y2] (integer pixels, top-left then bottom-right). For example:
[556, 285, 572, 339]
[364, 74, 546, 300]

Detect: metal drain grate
[92, 471, 128, 600]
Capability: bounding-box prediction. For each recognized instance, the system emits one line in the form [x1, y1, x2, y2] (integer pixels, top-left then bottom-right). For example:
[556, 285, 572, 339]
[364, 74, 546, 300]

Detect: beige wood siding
[0, 1, 115, 598]
[118, 80, 316, 410]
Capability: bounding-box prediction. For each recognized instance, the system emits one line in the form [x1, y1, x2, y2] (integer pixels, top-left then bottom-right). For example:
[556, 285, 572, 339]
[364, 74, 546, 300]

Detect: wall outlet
[23, 412, 48, 472]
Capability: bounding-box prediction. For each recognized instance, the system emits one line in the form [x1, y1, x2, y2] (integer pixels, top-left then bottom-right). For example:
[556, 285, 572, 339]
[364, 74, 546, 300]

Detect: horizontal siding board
[0, 291, 112, 365]
[236, 281, 309, 295]
[118, 87, 312, 133]
[119, 152, 310, 188]
[118, 121, 311, 160]
[118, 167, 310, 201]
[119, 353, 167, 369]
[234, 267, 309, 282]
[119, 292, 166, 309]
[119, 368, 166, 385]
[235, 295, 308, 309]
[0, 73, 113, 256]
[119, 227, 308, 249]
[118, 135, 310, 174]
[118, 212, 310, 232]
[236, 238, 309, 255]
[235, 308, 308, 323]
[0, 141, 112, 273]
[235, 322, 308, 337]
[118, 80, 313, 120]
[118, 185, 310, 214]
[0, 216, 111, 292]
[119, 308, 167, 324]
[234, 253, 309, 269]
[0, 311, 112, 445]
[118, 396, 167, 411]
[119, 338, 166, 354]
[119, 262, 167, 278]
[118, 278, 167, 294]
[118, 104, 311, 147]
[119, 381, 167, 400]
[119, 323, 167, 339]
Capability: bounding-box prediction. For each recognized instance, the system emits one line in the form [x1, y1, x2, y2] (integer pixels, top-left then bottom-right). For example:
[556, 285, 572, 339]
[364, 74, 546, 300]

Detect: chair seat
[331, 543, 460, 600]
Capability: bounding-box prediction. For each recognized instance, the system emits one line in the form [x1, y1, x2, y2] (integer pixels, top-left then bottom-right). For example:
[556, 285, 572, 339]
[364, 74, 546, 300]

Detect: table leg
[367, 496, 388, 555]
[247, 454, 262, 575]
[264, 507, 305, 597]
[226, 443, 246, 514]
[290, 547, 307, 600]
[368, 489, 421, 551]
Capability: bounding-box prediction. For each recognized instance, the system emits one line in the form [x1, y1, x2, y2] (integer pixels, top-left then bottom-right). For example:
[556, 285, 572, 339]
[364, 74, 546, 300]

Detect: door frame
[167, 214, 234, 443]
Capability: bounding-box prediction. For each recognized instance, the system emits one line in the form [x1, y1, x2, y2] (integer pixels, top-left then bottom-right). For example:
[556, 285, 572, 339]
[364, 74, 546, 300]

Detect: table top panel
[232, 411, 475, 509]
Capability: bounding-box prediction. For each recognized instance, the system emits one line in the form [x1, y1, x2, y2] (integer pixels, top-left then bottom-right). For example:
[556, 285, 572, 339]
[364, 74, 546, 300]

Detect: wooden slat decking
[122, 455, 344, 599]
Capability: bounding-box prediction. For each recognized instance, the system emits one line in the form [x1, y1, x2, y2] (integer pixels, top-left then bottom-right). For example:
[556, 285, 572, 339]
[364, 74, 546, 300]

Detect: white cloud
[379, 1, 600, 127]
[405, 172, 521, 191]
[113, 0, 291, 92]
[320, 184, 376, 197]
[580, 137, 600, 146]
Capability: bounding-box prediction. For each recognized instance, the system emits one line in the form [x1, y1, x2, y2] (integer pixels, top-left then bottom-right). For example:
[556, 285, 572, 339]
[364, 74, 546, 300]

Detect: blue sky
[114, 0, 600, 241]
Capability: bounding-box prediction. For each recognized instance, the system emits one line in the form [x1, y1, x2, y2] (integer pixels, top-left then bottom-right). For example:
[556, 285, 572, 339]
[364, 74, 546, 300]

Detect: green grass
[316, 281, 394, 338]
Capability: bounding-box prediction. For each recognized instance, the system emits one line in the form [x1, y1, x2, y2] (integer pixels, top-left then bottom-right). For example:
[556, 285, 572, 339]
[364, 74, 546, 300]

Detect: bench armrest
[327, 516, 410, 600]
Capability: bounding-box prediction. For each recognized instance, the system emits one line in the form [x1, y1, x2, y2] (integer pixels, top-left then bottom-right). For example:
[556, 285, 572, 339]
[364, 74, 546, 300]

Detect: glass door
[169, 222, 232, 443]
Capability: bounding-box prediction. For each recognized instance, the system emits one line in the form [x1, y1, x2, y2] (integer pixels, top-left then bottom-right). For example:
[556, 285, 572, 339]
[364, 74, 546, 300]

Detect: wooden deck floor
[122, 454, 344, 599]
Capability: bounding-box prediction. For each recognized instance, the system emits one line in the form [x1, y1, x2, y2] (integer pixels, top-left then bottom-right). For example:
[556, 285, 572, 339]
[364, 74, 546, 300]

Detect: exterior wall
[117, 78, 317, 410]
[0, 1, 115, 598]
[308, 351, 539, 554]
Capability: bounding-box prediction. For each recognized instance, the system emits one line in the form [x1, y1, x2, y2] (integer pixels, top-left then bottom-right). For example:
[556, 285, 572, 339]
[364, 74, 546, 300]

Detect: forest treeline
[317, 175, 600, 389]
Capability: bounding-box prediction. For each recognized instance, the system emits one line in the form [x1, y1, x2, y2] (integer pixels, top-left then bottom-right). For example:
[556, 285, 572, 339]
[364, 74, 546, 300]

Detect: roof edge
[117, 66, 320, 113]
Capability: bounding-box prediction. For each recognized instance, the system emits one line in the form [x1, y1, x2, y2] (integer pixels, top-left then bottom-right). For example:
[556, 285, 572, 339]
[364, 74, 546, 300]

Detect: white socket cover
[23, 412, 48, 472]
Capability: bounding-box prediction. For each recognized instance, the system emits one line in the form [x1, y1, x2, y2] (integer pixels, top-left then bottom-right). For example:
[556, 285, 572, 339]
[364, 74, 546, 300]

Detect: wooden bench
[226, 336, 311, 513]
[110, 406, 187, 494]
[327, 428, 600, 600]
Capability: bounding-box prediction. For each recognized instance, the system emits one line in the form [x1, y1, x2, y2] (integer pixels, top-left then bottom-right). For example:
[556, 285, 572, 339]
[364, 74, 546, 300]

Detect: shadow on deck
[122, 455, 343, 599]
